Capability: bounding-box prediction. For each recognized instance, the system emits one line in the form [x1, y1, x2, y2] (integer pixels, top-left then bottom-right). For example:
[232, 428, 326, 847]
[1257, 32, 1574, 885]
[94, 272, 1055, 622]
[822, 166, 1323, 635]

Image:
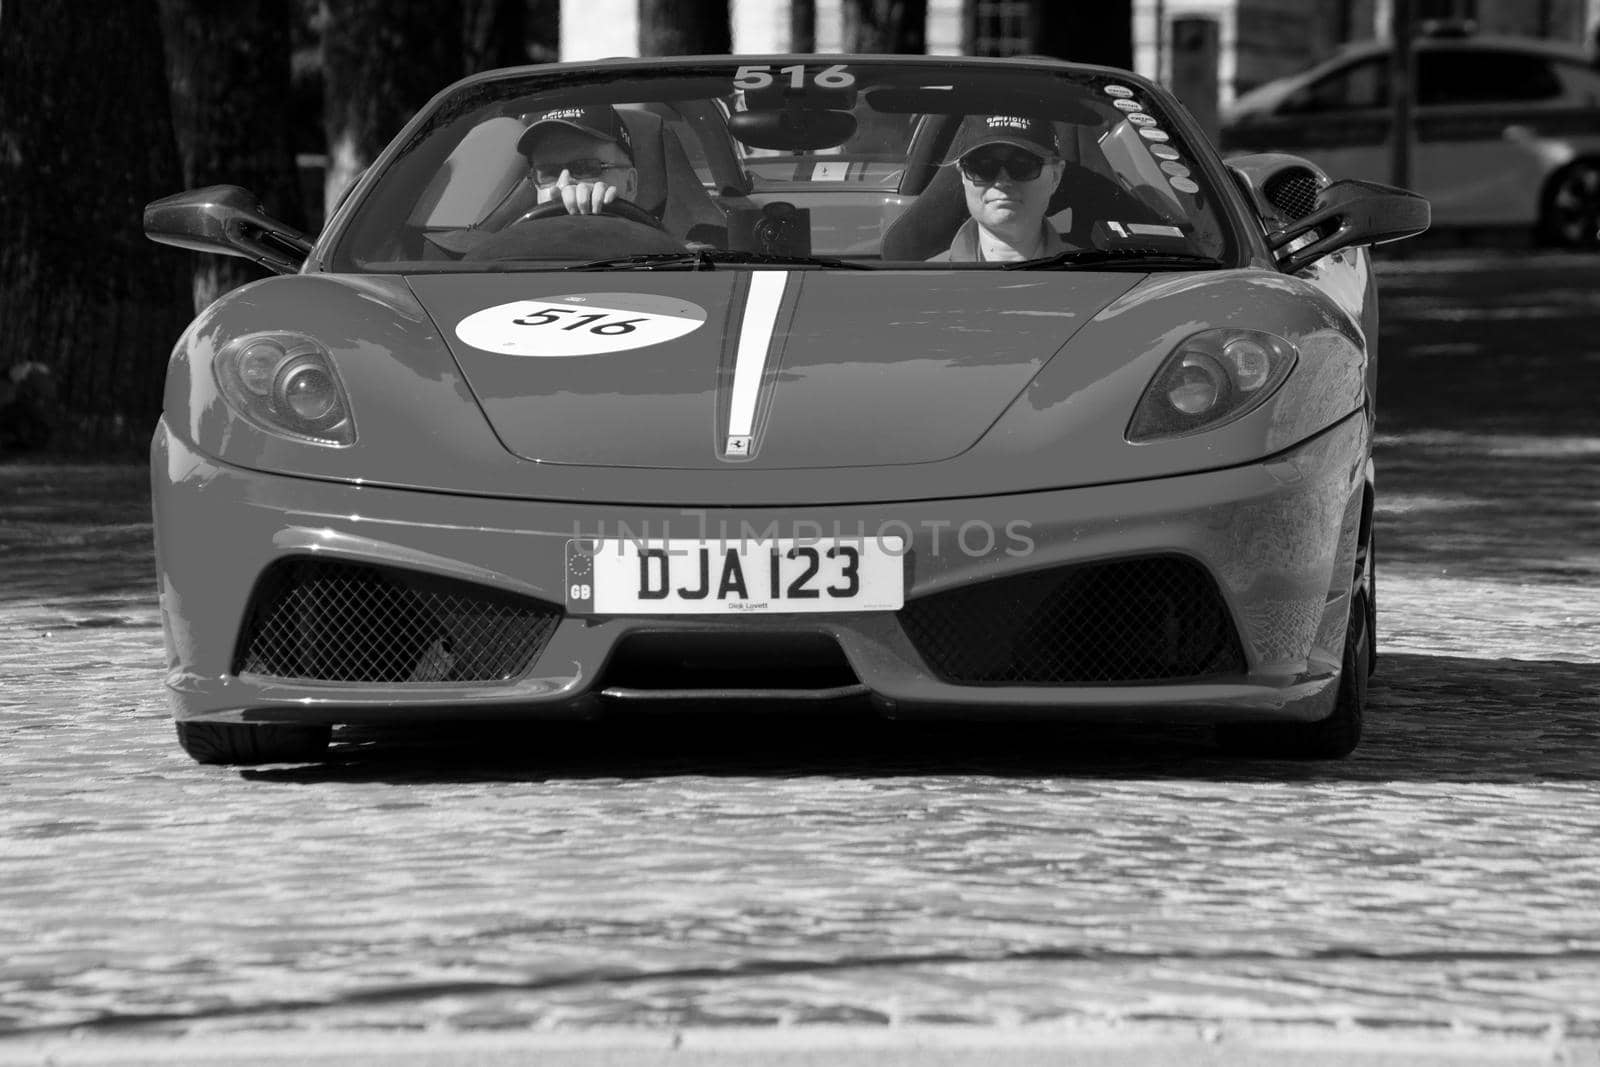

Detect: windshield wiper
[1003, 247, 1227, 271]
[565, 249, 873, 271]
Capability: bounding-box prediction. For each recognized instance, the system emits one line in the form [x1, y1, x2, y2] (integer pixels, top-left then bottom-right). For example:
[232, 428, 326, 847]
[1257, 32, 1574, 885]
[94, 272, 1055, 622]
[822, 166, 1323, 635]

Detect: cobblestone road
[1, 252, 1598, 1058]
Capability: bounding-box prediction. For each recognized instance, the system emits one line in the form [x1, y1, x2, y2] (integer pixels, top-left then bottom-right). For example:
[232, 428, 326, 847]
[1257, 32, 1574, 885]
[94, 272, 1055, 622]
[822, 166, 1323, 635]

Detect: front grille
[899, 556, 1246, 685]
[599, 631, 860, 692]
[234, 558, 561, 683]
[1264, 169, 1321, 221]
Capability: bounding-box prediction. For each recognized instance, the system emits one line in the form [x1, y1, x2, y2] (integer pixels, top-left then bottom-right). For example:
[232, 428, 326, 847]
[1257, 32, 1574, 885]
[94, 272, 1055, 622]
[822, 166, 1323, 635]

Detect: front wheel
[1214, 586, 1369, 760]
[175, 722, 332, 765]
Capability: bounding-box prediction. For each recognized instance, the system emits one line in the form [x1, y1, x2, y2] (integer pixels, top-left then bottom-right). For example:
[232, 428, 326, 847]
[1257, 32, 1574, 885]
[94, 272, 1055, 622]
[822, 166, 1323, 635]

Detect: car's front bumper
[153, 412, 1368, 726]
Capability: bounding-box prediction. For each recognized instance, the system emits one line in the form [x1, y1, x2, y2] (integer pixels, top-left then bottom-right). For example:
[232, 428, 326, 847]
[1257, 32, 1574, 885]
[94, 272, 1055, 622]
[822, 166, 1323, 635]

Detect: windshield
[326, 59, 1241, 272]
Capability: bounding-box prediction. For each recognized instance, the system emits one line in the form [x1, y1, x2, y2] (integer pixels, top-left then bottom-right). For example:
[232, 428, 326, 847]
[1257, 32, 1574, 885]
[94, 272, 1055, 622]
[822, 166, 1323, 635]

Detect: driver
[516, 106, 640, 216]
[930, 115, 1068, 262]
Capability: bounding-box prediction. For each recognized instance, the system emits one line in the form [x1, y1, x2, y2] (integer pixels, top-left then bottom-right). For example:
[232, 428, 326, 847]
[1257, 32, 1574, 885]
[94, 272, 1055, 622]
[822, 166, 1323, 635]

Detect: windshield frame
[307, 54, 1266, 275]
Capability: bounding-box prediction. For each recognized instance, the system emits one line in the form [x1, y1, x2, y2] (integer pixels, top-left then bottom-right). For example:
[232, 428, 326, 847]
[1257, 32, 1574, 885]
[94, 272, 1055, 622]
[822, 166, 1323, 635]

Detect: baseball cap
[946, 114, 1059, 161]
[516, 105, 634, 162]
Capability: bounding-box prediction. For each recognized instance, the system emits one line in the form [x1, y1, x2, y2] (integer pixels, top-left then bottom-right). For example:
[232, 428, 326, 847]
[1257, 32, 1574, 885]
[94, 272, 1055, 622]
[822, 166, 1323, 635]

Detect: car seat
[618, 109, 730, 241]
[880, 160, 1163, 261]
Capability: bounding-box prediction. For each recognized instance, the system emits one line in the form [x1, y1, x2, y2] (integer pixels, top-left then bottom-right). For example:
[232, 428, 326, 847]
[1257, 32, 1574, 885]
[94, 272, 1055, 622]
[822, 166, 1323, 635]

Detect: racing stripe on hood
[722, 270, 795, 461]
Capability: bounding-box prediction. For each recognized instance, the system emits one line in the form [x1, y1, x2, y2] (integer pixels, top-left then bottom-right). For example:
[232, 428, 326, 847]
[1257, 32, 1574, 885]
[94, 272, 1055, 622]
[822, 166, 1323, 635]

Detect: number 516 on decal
[733, 64, 855, 90]
[513, 307, 643, 335]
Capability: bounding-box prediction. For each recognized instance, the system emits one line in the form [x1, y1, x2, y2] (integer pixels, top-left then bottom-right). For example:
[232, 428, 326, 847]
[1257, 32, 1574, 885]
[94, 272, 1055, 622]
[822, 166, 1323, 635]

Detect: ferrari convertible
[144, 54, 1429, 765]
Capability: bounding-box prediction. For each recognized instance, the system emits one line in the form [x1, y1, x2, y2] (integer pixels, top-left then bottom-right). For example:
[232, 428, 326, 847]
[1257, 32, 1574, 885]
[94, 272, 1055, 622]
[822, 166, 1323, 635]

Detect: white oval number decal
[456, 293, 707, 357]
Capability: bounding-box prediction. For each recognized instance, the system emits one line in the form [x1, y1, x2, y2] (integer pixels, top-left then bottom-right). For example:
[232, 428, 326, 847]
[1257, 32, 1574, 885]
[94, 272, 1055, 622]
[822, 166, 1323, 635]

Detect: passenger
[517, 105, 640, 216]
[930, 115, 1067, 262]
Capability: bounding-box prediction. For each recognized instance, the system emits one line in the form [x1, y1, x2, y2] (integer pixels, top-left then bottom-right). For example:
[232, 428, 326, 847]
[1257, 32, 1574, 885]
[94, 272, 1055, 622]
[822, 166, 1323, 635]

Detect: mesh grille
[1264, 169, 1321, 221]
[899, 556, 1246, 685]
[234, 559, 561, 683]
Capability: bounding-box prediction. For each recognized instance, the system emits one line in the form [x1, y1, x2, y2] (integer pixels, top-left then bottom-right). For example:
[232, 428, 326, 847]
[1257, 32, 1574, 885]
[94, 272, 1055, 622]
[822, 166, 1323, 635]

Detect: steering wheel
[512, 197, 663, 230]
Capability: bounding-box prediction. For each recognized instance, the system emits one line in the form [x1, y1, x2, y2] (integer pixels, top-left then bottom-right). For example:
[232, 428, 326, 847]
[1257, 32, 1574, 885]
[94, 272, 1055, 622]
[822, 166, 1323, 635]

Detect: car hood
[406, 271, 1140, 469]
[175, 268, 1369, 506]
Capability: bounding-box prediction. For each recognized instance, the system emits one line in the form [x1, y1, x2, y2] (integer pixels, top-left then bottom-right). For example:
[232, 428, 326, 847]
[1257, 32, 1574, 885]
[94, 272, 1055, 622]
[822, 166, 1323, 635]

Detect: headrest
[616, 109, 667, 218]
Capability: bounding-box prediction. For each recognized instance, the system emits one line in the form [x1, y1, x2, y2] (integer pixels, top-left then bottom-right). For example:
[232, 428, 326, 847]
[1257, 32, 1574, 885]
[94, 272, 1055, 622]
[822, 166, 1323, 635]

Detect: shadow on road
[236, 651, 1600, 786]
[1375, 258, 1600, 438]
[1376, 429, 1600, 584]
[0, 463, 152, 605]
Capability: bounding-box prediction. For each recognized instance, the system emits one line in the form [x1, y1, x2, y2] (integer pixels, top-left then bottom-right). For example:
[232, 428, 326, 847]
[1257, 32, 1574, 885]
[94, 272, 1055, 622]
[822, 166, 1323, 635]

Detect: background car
[1222, 27, 1600, 246]
[144, 55, 1427, 768]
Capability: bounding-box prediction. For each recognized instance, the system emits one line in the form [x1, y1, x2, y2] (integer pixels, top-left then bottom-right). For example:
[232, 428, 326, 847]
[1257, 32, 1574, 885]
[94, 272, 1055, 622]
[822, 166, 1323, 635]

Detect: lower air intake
[233, 558, 561, 683]
[899, 555, 1246, 685]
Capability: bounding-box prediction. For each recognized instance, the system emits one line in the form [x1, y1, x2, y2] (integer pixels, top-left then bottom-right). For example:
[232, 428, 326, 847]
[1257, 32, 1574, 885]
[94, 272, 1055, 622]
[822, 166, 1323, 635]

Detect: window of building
[1416, 0, 1477, 24]
[964, 0, 1033, 56]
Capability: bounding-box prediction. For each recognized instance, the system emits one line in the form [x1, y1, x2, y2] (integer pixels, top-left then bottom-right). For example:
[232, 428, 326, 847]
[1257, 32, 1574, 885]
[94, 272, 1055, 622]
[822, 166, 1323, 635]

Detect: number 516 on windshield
[734, 64, 855, 91]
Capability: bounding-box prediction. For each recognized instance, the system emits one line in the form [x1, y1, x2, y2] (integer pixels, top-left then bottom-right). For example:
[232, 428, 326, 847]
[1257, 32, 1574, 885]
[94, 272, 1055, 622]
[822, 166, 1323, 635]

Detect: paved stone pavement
[1, 251, 1598, 1063]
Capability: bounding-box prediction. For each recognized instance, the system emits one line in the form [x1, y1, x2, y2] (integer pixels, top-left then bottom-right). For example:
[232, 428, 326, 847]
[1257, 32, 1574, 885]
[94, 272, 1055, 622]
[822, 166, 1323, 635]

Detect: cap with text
[946, 114, 1059, 161]
[517, 106, 635, 161]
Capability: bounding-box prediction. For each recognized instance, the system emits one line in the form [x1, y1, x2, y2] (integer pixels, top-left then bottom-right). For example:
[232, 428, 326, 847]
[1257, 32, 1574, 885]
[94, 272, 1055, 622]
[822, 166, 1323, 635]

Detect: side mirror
[143, 185, 312, 275]
[1267, 179, 1430, 274]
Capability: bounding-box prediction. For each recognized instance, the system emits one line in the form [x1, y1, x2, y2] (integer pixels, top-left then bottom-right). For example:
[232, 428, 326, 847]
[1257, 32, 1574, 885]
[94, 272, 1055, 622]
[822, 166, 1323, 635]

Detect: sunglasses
[958, 150, 1048, 183]
[532, 157, 628, 184]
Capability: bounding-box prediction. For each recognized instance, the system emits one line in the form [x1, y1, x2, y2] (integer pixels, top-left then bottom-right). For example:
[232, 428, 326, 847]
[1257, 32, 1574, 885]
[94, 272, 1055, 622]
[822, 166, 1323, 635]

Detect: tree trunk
[842, 0, 926, 53]
[464, 0, 528, 73]
[321, 0, 463, 216]
[525, 0, 561, 63]
[158, 0, 304, 313]
[638, 0, 731, 56]
[0, 0, 191, 453]
[1035, 0, 1134, 69]
[791, 0, 816, 51]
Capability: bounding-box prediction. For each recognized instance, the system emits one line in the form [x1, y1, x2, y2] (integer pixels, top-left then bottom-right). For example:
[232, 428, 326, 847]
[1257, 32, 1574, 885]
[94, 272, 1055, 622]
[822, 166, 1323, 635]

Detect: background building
[563, 0, 1600, 106]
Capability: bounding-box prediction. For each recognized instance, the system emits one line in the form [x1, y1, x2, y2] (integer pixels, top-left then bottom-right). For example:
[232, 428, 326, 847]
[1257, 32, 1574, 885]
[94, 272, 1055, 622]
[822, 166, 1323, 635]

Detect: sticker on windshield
[1149, 144, 1181, 160]
[1113, 98, 1141, 112]
[1104, 84, 1135, 98]
[1126, 113, 1157, 127]
[1169, 176, 1200, 194]
[734, 63, 855, 91]
[1139, 127, 1170, 142]
[455, 293, 708, 357]
[1129, 223, 1186, 238]
[1160, 161, 1191, 177]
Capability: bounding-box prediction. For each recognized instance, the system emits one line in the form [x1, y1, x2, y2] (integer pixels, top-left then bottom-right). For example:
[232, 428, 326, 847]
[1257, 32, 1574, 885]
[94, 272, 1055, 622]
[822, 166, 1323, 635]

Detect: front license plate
[565, 537, 905, 614]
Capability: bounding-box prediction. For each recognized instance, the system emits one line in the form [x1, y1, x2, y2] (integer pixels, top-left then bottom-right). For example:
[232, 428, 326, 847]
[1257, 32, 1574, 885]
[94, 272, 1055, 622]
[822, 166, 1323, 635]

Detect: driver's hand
[552, 169, 618, 215]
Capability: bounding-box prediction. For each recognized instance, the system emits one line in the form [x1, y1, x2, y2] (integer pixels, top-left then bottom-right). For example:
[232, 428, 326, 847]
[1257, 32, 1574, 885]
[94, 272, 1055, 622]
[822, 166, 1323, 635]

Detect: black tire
[1214, 585, 1369, 760]
[1539, 159, 1600, 249]
[175, 721, 332, 766]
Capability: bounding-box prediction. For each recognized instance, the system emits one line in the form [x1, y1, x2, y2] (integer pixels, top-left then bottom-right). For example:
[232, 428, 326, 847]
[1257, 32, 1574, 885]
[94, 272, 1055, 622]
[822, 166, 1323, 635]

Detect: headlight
[214, 333, 355, 446]
[1126, 329, 1297, 442]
